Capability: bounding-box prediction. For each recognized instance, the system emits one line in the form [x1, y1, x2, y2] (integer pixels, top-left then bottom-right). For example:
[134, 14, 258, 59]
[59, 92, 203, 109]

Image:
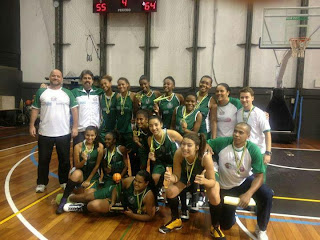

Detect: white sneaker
[63, 203, 85, 212]
[255, 225, 268, 240]
[36, 184, 46, 193]
[60, 183, 67, 190]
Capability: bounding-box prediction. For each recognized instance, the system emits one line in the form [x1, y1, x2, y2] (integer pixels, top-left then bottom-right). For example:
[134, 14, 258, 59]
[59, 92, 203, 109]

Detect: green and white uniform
[139, 91, 157, 112]
[217, 97, 242, 137]
[159, 94, 180, 129]
[174, 106, 200, 135]
[116, 92, 133, 148]
[236, 107, 271, 154]
[71, 86, 103, 132]
[32, 87, 78, 137]
[196, 95, 212, 138]
[79, 141, 100, 189]
[94, 146, 125, 199]
[122, 180, 151, 214]
[180, 157, 204, 185]
[152, 129, 177, 175]
[100, 92, 117, 140]
[207, 137, 265, 190]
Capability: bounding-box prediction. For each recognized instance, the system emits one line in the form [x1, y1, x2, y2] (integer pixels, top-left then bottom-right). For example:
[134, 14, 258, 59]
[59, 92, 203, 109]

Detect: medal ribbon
[232, 142, 247, 174]
[104, 92, 115, 114]
[186, 156, 197, 184]
[153, 93, 173, 103]
[107, 147, 116, 168]
[136, 187, 147, 214]
[242, 105, 255, 123]
[195, 92, 208, 109]
[150, 130, 165, 152]
[120, 91, 129, 115]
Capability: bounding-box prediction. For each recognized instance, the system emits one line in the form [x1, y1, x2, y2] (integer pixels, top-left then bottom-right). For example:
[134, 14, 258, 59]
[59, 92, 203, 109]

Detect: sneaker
[60, 183, 67, 190]
[56, 197, 67, 214]
[256, 225, 268, 240]
[36, 185, 46, 193]
[159, 218, 182, 234]
[210, 225, 226, 240]
[63, 203, 85, 212]
[181, 209, 189, 221]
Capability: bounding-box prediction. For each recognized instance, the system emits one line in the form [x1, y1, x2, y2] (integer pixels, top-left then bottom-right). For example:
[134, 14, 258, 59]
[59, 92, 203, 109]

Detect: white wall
[20, 0, 320, 89]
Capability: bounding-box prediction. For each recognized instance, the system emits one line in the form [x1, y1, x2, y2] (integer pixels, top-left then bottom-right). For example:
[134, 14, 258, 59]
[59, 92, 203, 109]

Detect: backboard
[260, 7, 320, 49]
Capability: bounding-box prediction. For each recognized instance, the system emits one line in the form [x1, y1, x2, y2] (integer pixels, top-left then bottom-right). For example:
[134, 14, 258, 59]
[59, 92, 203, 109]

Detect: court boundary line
[272, 147, 320, 152]
[0, 141, 37, 152]
[268, 163, 320, 171]
[4, 151, 48, 240]
[237, 210, 320, 221]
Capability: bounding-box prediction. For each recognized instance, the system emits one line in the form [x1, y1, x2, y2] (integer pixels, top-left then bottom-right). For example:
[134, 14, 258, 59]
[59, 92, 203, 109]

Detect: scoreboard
[93, 0, 157, 13]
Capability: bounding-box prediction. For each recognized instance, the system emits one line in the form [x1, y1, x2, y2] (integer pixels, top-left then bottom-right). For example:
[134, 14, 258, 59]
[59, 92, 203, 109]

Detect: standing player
[171, 94, 202, 136]
[196, 75, 218, 139]
[99, 75, 117, 142]
[159, 133, 224, 240]
[29, 69, 78, 193]
[72, 70, 103, 146]
[153, 76, 184, 129]
[207, 123, 273, 240]
[215, 83, 242, 137]
[237, 87, 272, 164]
[134, 75, 161, 114]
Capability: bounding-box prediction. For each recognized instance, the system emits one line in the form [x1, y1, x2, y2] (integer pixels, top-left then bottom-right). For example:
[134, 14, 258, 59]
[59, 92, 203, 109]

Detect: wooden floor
[0, 126, 319, 240]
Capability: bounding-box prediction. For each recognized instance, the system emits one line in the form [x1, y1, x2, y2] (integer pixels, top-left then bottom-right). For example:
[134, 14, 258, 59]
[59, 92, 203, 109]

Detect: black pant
[73, 131, 85, 147]
[220, 176, 273, 231]
[37, 134, 71, 185]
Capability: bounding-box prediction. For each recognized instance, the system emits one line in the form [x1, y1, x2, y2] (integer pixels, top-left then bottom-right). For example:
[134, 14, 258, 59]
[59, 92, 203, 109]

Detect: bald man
[30, 69, 79, 193]
[207, 122, 273, 240]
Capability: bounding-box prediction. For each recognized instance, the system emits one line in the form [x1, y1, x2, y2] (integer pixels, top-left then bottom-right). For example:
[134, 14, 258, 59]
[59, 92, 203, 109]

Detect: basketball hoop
[289, 37, 310, 58]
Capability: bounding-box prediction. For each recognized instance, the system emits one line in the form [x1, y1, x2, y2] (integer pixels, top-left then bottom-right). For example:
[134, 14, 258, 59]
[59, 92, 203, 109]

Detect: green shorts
[94, 178, 116, 199]
[152, 164, 173, 175]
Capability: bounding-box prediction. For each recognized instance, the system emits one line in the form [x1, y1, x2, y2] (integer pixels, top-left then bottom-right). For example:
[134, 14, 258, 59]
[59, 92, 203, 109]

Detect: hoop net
[289, 37, 311, 58]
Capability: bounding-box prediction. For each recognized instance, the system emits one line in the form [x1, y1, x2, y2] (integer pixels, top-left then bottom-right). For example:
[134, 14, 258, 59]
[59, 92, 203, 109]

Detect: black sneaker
[181, 209, 189, 221]
[159, 218, 182, 234]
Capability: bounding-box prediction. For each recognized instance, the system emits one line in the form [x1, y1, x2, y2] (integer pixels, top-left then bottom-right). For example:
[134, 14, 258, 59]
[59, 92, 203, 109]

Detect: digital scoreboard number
[93, 0, 157, 13]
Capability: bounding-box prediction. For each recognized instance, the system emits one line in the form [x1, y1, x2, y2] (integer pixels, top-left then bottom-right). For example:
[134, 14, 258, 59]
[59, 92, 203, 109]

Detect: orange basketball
[113, 173, 121, 183]
[25, 100, 32, 106]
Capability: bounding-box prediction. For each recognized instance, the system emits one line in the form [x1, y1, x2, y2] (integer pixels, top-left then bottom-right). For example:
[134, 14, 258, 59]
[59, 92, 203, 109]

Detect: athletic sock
[167, 197, 179, 220]
[209, 202, 223, 227]
[62, 179, 78, 199]
[179, 189, 188, 211]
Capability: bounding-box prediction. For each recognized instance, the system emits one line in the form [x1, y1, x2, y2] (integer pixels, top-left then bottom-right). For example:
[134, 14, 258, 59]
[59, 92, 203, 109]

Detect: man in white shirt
[71, 70, 103, 146]
[30, 69, 78, 193]
[237, 87, 272, 164]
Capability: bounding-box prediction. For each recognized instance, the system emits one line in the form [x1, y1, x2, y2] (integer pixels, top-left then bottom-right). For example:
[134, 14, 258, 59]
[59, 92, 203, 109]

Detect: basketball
[25, 99, 32, 106]
[113, 173, 121, 183]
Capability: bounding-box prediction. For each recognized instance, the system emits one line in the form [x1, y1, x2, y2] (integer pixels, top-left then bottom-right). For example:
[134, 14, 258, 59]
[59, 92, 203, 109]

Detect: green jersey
[175, 106, 200, 135]
[122, 180, 151, 214]
[116, 92, 133, 133]
[79, 141, 100, 181]
[100, 92, 117, 139]
[152, 129, 177, 167]
[103, 146, 125, 179]
[139, 91, 157, 112]
[180, 157, 204, 185]
[197, 95, 212, 135]
[159, 93, 180, 128]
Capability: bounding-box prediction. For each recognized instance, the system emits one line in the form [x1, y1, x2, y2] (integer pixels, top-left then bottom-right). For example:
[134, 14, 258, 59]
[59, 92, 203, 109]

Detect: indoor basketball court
[0, 0, 320, 239]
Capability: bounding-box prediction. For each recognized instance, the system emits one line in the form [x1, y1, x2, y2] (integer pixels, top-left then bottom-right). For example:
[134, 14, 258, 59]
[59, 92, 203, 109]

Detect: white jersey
[32, 87, 78, 137]
[72, 87, 102, 132]
[217, 97, 242, 137]
[207, 137, 265, 190]
[237, 106, 271, 154]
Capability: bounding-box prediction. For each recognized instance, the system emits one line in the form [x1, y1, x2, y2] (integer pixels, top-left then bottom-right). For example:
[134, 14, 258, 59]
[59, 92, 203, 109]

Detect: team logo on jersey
[145, 98, 150, 104]
[225, 163, 231, 169]
[93, 96, 98, 102]
[167, 102, 173, 109]
[128, 196, 135, 204]
[51, 97, 57, 102]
